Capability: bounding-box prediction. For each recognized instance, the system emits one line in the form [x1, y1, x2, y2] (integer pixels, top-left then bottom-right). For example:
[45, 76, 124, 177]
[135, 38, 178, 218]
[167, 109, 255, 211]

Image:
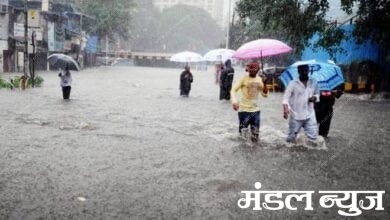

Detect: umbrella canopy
[170, 51, 203, 63]
[203, 48, 235, 62]
[279, 60, 345, 91]
[47, 53, 80, 71]
[232, 39, 292, 60]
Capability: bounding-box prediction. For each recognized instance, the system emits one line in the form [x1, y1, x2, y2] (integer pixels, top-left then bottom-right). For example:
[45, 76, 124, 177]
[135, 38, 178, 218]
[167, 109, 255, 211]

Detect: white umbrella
[203, 48, 235, 62]
[170, 51, 203, 63]
[47, 53, 80, 71]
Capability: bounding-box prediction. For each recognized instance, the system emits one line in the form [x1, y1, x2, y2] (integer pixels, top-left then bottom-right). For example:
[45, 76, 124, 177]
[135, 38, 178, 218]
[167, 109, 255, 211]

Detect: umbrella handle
[260, 50, 264, 74]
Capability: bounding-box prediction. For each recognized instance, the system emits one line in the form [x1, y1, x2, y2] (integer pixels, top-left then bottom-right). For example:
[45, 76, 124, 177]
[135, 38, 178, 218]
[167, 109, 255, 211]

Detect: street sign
[14, 23, 24, 38]
[42, 0, 49, 12]
[18, 51, 24, 68]
[28, 9, 40, 27]
[48, 22, 55, 51]
[14, 23, 42, 41]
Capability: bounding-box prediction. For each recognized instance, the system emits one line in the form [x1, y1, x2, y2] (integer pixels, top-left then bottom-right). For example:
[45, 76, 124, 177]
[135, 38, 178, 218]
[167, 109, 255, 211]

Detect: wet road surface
[0, 66, 389, 219]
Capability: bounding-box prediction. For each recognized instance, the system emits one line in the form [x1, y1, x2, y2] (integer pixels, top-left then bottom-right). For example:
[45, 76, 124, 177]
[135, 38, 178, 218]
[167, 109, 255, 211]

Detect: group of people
[213, 60, 236, 100]
[283, 64, 343, 142]
[231, 61, 342, 143]
[180, 59, 236, 100]
[60, 59, 342, 145]
[58, 60, 343, 142]
[178, 60, 342, 144]
[55, 58, 341, 145]
[218, 59, 235, 100]
[179, 58, 236, 100]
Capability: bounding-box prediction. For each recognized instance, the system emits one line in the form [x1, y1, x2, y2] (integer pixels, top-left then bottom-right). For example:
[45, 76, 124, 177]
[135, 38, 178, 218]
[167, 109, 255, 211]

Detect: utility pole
[31, 31, 36, 87]
[78, 14, 83, 67]
[23, 0, 28, 78]
[225, 0, 231, 49]
[105, 34, 108, 65]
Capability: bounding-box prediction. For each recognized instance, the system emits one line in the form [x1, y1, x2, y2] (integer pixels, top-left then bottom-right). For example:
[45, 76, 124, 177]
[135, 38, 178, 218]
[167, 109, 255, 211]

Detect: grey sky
[326, 0, 358, 22]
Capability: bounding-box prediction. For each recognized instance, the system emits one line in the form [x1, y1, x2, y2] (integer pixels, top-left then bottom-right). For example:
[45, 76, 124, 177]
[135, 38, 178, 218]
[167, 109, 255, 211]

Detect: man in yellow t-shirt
[231, 62, 269, 142]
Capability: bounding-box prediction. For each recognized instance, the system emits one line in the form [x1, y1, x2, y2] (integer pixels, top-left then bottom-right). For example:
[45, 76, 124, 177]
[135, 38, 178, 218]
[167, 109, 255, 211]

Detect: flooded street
[1, 66, 389, 219]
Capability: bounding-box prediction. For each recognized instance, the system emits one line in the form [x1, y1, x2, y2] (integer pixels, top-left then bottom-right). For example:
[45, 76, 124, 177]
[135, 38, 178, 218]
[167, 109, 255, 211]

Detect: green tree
[234, 0, 389, 60]
[129, 0, 162, 51]
[77, 0, 134, 40]
[155, 4, 224, 53]
[128, 3, 224, 52]
[234, 0, 341, 58]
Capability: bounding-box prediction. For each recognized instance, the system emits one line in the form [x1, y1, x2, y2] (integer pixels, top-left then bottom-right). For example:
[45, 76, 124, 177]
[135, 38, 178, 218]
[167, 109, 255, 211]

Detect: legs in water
[239, 111, 260, 142]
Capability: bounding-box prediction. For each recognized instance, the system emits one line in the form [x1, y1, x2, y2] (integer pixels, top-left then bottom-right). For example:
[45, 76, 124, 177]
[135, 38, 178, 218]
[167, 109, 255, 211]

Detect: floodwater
[0, 66, 389, 219]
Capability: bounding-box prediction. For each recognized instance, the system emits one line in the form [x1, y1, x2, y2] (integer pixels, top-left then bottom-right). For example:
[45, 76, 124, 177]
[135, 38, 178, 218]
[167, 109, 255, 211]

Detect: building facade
[0, 0, 97, 73]
[0, 0, 9, 72]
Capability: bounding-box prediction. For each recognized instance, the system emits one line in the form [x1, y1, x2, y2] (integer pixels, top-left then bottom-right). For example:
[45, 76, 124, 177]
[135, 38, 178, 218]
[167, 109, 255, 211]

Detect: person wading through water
[179, 65, 194, 97]
[220, 59, 234, 100]
[231, 61, 268, 142]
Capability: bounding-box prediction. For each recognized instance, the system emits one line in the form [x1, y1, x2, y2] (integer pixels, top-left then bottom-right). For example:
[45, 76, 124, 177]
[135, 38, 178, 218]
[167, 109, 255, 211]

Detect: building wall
[3, 0, 97, 72]
[0, 0, 9, 72]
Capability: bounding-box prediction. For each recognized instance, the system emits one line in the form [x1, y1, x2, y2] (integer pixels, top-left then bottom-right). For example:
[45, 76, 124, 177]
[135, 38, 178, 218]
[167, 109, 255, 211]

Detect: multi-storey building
[0, 0, 9, 72]
[0, 0, 96, 73]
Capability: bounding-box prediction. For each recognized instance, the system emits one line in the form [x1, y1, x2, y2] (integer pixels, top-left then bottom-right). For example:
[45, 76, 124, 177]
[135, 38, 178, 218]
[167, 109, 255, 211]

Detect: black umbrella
[47, 53, 80, 71]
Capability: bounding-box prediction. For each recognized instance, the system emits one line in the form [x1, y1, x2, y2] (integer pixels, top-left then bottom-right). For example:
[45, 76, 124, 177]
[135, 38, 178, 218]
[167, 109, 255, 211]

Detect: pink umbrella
[232, 39, 292, 60]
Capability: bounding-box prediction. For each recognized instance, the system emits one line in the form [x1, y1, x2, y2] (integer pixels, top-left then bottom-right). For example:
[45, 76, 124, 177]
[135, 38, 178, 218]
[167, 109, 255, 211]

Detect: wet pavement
[0, 66, 389, 219]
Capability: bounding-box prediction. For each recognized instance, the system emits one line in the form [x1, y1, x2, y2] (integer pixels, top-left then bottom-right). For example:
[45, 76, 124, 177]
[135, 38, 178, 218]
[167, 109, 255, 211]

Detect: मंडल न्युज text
[237, 182, 385, 216]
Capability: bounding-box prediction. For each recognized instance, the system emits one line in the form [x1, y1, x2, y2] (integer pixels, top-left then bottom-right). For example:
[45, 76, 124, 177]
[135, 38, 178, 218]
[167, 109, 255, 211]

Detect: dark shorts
[62, 86, 71, 99]
[238, 111, 260, 132]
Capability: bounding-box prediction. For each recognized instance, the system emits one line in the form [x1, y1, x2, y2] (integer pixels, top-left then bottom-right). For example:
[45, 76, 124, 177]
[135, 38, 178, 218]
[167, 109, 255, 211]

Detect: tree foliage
[75, 1, 223, 52]
[130, 4, 223, 53]
[157, 5, 223, 52]
[234, 0, 389, 60]
[77, 0, 134, 39]
[234, 0, 338, 57]
[129, 0, 163, 51]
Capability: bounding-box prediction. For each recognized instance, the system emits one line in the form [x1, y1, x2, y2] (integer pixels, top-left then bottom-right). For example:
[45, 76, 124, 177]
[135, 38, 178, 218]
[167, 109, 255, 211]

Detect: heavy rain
[0, 0, 389, 219]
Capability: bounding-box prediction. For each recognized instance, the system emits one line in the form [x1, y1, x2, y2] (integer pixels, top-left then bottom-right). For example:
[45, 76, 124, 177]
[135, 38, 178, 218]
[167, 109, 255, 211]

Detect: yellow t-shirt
[231, 75, 268, 112]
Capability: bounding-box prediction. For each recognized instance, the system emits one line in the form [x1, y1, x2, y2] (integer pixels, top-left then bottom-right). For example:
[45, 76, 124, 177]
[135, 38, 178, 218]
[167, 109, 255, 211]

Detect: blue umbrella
[280, 60, 345, 90]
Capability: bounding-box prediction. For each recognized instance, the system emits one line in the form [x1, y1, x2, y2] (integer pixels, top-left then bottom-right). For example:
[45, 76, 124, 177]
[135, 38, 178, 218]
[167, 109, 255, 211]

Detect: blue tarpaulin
[85, 36, 98, 54]
[301, 25, 382, 65]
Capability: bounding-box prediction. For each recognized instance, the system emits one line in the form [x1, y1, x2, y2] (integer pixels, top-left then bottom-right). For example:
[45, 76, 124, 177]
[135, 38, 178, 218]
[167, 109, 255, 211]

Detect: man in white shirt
[282, 64, 319, 143]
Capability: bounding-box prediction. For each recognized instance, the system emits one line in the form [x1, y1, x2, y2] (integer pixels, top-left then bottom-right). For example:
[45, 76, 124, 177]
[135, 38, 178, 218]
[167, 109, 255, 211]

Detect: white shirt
[282, 79, 319, 120]
[60, 71, 72, 87]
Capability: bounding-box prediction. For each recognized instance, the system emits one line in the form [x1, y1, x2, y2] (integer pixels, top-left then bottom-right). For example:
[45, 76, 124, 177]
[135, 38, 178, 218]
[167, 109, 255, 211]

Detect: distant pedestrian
[180, 65, 193, 97]
[231, 61, 268, 142]
[59, 64, 72, 100]
[220, 59, 234, 100]
[282, 64, 319, 143]
[315, 86, 343, 139]
[214, 62, 223, 85]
